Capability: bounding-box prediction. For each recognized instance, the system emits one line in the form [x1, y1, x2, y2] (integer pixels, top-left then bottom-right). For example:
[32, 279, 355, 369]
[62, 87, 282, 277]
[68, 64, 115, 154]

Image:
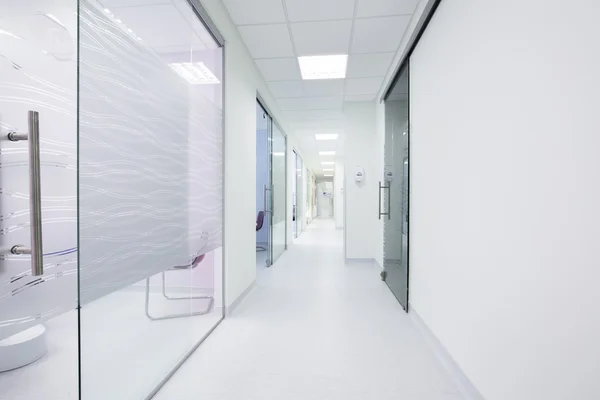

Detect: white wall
[201, 0, 297, 307]
[410, 1, 600, 399]
[343, 102, 379, 260]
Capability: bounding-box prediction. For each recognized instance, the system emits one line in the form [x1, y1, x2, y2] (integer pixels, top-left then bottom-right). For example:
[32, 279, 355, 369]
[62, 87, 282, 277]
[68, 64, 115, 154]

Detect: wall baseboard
[409, 303, 485, 400]
[344, 257, 375, 264]
[225, 280, 256, 316]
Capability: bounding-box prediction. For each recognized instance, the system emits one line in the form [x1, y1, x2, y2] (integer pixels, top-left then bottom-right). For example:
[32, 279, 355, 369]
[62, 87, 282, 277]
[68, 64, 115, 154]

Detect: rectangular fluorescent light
[319, 151, 336, 156]
[169, 62, 220, 85]
[324, 174, 333, 177]
[322, 168, 334, 171]
[272, 152, 285, 156]
[321, 161, 334, 165]
[315, 134, 338, 141]
[298, 55, 348, 80]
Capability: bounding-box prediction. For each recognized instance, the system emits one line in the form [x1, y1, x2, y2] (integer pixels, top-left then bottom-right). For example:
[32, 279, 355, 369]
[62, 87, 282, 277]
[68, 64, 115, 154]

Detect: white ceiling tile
[278, 97, 343, 111]
[351, 16, 411, 53]
[111, 4, 205, 49]
[291, 20, 352, 56]
[223, 0, 286, 25]
[255, 58, 302, 81]
[303, 80, 345, 97]
[356, 0, 418, 18]
[284, 109, 345, 121]
[345, 94, 375, 102]
[238, 24, 294, 58]
[345, 77, 383, 95]
[347, 52, 394, 78]
[285, 0, 356, 22]
[268, 81, 304, 98]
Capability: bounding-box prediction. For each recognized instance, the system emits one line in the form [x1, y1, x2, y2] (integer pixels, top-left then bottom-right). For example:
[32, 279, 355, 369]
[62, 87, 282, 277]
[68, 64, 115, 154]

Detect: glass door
[1, 0, 225, 398]
[269, 122, 286, 264]
[295, 153, 304, 238]
[0, 1, 79, 397]
[382, 65, 410, 310]
[257, 101, 272, 266]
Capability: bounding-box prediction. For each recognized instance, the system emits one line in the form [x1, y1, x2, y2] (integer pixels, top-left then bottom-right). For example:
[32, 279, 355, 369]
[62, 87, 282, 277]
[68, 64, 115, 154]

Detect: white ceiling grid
[222, 0, 418, 174]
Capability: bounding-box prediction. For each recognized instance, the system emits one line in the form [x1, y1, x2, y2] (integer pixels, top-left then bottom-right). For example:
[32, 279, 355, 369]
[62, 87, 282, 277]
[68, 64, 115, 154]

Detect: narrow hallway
[156, 219, 463, 400]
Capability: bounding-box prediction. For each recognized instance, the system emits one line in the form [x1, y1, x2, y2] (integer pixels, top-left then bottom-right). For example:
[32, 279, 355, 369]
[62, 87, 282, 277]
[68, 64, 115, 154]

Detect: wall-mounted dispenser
[354, 166, 364, 183]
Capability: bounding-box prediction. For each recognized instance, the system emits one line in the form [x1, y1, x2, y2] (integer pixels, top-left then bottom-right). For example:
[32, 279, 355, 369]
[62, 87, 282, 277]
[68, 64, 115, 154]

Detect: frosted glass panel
[78, 0, 223, 398]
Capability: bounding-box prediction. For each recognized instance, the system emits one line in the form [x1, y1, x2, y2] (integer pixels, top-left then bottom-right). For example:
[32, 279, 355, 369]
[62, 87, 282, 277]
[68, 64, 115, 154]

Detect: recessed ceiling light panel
[315, 134, 339, 141]
[298, 55, 348, 80]
[169, 62, 220, 85]
[321, 161, 335, 165]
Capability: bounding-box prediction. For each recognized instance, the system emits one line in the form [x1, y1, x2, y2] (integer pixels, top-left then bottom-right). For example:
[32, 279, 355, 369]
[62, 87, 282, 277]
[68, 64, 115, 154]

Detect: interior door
[0, 1, 79, 396]
[382, 66, 410, 310]
[270, 122, 286, 265]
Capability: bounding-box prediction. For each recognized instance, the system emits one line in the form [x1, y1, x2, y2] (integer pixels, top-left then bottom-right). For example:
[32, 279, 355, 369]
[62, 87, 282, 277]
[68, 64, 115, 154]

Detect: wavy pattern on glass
[0, 1, 223, 340]
[78, 1, 222, 304]
[0, 6, 78, 341]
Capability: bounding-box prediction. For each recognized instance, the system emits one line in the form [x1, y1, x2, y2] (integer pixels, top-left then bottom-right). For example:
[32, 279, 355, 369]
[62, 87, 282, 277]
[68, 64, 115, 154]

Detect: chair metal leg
[145, 273, 214, 321]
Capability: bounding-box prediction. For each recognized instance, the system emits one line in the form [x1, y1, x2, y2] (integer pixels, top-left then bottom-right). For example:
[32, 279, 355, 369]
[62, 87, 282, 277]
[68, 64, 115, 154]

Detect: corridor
[156, 219, 463, 400]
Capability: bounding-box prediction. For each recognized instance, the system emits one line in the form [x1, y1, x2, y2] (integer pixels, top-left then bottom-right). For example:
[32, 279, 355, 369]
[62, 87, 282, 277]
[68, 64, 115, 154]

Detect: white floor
[155, 218, 464, 400]
[0, 288, 222, 400]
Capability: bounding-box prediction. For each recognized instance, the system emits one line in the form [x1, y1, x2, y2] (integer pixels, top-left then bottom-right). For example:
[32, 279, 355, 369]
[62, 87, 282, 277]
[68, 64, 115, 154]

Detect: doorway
[381, 64, 410, 311]
[255, 100, 287, 268]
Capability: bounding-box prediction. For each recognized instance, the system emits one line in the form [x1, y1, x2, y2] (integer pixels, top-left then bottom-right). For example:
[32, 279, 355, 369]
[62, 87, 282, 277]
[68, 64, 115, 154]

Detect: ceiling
[223, 0, 418, 176]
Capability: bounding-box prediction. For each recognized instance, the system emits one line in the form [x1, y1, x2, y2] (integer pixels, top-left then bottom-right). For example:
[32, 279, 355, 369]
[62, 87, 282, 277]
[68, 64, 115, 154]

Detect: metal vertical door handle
[379, 181, 390, 220]
[387, 183, 391, 220]
[378, 181, 382, 220]
[8, 111, 44, 276]
[264, 184, 272, 214]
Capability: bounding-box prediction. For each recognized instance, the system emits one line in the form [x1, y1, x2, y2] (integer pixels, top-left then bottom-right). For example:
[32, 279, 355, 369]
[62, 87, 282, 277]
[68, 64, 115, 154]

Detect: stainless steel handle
[8, 111, 43, 276]
[378, 181, 382, 220]
[263, 184, 271, 214]
[387, 183, 391, 220]
[379, 181, 391, 220]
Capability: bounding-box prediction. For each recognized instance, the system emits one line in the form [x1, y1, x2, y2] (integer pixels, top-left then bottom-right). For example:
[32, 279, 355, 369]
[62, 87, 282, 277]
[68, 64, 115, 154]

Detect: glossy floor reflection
[155, 218, 463, 400]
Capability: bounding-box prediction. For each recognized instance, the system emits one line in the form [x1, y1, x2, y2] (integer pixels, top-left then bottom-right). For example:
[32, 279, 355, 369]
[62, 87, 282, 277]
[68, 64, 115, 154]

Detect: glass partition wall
[381, 64, 410, 311]
[255, 100, 286, 267]
[0, 0, 224, 398]
[270, 123, 286, 264]
[256, 102, 271, 267]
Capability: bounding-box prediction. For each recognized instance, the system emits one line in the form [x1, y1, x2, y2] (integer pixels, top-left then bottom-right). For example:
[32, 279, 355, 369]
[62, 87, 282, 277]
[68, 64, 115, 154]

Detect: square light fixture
[319, 151, 336, 156]
[321, 161, 335, 165]
[298, 55, 348, 80]
[169, 62, 220, 85]
[315, 134, 339, 141]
